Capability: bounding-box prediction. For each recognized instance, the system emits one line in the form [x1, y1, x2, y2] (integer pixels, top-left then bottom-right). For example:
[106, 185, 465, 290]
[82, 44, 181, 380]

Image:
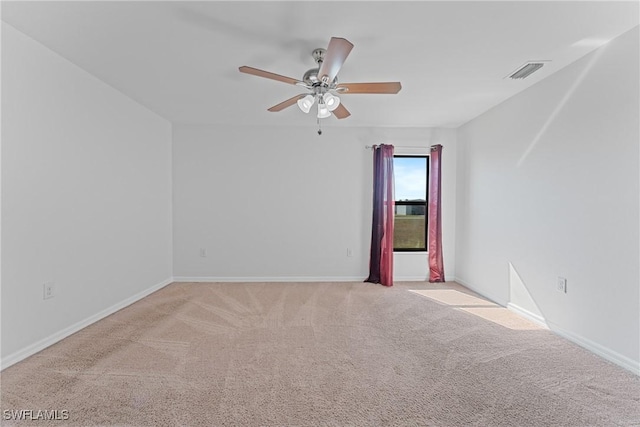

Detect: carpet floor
[1, 281, 639, 426]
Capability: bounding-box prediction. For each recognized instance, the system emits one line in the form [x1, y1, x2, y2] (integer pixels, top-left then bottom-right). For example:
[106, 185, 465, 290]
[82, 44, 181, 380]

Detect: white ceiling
[2, 1, 638, 128]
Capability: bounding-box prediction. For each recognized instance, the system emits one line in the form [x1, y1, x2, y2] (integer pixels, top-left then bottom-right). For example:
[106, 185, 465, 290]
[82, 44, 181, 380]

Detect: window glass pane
[393, 156, 427, 251]
[394, 157, 427, 202]
[394, 206, 426, 249]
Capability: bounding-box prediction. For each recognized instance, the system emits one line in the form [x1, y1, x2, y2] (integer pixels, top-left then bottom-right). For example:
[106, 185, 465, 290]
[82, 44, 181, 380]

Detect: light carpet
[1, 281, 639, 426]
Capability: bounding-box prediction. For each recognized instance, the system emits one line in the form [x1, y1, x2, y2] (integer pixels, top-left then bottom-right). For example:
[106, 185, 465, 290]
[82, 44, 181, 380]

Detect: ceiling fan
[239, 37, 402, 124]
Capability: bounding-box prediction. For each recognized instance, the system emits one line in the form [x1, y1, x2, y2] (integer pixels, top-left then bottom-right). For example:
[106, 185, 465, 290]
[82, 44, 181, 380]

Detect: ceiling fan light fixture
[317, 101, 331, 119]
[323, 92, 340, 111]
[239, 37, 401, 127]
[297, 94, 315, 113]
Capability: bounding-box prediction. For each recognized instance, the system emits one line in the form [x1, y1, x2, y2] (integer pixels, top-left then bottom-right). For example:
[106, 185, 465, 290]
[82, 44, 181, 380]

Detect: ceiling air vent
[507, 61, 547, 80]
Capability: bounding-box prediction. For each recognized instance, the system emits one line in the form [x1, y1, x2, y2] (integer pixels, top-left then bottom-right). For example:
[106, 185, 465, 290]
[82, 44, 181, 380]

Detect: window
[394, 155, 428, 251]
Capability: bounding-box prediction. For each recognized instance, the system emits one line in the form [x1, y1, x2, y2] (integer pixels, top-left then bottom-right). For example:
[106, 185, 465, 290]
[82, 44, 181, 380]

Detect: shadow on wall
[507, 262, 548, 327]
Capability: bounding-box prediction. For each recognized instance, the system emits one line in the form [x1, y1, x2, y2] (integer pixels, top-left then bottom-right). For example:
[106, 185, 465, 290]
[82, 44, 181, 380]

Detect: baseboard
[398, 272, 455, 282]
[506, 302, 548, 329]
[394, 276, 428, 281]
[452, 276, 639, 376]
[1, 277, 173, 371]
[172, 276, 365, 283]
[547, 322, 640, 376]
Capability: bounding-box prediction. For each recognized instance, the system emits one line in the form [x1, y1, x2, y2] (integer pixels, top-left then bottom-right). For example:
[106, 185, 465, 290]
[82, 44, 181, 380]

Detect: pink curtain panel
[365, 144, 395, 286]
[428, 144, 445, 282]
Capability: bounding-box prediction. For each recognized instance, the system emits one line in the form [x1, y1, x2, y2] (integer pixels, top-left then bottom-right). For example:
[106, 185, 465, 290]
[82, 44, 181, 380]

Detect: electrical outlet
[43, 282, 55, 300]
[557, 277, 567, 293]
[199, 248, 207, 257]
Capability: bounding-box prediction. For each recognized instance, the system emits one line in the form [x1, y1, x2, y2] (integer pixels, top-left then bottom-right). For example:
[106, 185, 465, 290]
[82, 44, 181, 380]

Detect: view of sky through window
[394, 157, 427, 201]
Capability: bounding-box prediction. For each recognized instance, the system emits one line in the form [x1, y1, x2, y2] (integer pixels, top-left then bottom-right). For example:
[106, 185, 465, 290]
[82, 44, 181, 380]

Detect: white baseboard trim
[172, 276, 365, 283]
[1, 277, 173, 371]
[506, 302, 548, 329]
[452, 276, 639, 376]
[547, 322, 640, 376]
[395, 276, 457, 282]
[394, 276, 429, 281]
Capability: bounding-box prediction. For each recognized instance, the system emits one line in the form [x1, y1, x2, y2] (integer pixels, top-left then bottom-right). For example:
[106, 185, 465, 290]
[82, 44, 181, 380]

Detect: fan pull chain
[317, 117, 323, 136]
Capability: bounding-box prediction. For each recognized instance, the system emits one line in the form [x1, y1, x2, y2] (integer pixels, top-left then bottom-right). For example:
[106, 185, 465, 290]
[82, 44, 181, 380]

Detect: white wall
[1, 24, 173, 364]
[172, 125, 456, 281]
[455, 27, 639, 372]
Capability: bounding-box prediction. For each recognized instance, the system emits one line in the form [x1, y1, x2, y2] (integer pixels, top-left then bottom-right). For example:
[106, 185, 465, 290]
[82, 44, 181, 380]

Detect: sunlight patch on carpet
[409, 289, 543, 330]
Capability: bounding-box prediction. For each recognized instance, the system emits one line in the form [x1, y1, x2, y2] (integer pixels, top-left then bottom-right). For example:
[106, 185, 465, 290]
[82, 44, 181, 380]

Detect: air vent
[507, 62, 547, 80]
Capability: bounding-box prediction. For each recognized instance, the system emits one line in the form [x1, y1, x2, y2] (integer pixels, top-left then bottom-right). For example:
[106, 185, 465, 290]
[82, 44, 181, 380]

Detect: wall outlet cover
[557, 277, 567, 293]
[43, 282, 55, 299]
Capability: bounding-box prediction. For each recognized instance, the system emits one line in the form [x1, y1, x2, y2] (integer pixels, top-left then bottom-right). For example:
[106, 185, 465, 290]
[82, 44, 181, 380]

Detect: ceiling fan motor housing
[302, 68, 337, 87]
[303, 48, 337, 87]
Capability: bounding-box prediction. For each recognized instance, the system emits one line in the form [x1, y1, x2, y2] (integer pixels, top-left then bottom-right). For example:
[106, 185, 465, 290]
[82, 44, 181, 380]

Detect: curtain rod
[364, 145, 431, 150]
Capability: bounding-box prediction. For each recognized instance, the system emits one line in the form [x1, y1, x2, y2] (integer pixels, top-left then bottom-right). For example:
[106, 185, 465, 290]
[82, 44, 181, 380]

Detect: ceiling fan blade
[318, 37, 354, 83]
[332, 103, 351, 119]
[267, 94, 306, 112]
[239, 66, 303, 85]
[336, 82, 402, 94]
